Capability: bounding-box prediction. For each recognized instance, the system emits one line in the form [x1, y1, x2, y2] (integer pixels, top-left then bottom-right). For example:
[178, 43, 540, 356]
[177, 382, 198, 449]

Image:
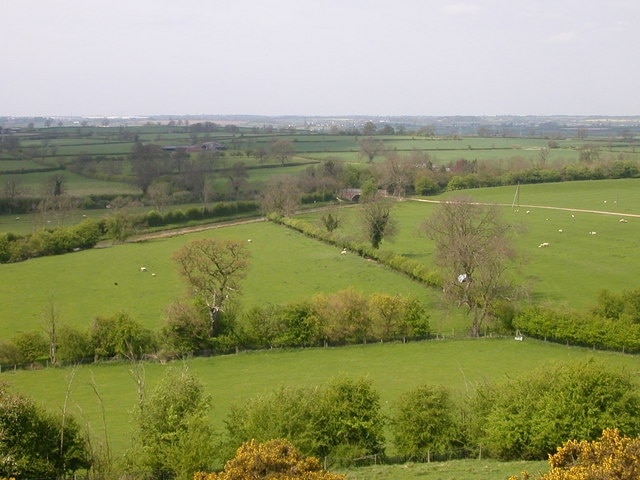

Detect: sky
[2, 0, 639, 118]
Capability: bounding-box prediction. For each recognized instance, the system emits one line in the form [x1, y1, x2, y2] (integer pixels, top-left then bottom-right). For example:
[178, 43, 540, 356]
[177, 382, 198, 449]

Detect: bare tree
[3, 176, 23, 214]
[377, 153, 416, 198]
[130, 142, 171, 195]
[358, 136, 385, 163]
[41, 297, 60, 366]
[422, 197, 517, 337]
[226, 161, 248, 201]
[173, 239, 250, 336]
[260, 176, 302, 216]
[269, 139, 295, 166]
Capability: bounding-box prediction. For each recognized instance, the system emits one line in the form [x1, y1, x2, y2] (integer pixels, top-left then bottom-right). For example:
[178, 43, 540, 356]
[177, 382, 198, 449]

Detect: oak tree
[173, 239, 250, 336]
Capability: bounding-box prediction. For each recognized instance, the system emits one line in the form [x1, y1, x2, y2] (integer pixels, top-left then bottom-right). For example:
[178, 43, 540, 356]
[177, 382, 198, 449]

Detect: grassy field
[3, 339, 637, 463]
[0, 220, 447, 339]
[2, 178, 640, 338]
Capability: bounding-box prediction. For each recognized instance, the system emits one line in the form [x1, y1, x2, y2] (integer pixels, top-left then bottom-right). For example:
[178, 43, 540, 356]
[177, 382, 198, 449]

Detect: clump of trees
[470, 361, 640, 460]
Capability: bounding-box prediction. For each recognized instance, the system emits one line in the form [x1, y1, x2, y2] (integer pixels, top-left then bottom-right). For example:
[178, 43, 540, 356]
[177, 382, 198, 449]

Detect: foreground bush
[195, 439, 346, 480]
[224, 378, 385, 463]
[472, 361, 640, 460]
[509, 429, 640, 480]
[0, 383, 90, 478]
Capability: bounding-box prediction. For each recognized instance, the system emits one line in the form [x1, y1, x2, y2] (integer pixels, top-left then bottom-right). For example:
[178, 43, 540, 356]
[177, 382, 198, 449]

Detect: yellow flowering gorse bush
[509, 428, 640, 480]
[194, 439, 346, 480]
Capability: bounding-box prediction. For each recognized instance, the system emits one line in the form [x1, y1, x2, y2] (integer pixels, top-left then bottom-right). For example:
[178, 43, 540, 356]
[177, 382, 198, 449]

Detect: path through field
[410, 197, 640, 218]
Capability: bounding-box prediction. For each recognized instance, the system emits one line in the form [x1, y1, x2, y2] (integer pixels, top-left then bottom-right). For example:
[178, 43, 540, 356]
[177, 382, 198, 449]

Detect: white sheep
[588, 231, 597, 235]
[538, 242, 550, 248]
[620, 218, 628, 223]
[340, 248, 347, 255]
[558, 229, 563, 233]
[140, 266, 147, 272]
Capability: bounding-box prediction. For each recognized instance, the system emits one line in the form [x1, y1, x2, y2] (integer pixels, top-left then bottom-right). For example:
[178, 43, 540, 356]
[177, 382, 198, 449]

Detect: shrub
[509, 429, 640, 480]
[472, 361, 640, 460]
[391, 385, 463, 460]
[196, 439, 346, 480]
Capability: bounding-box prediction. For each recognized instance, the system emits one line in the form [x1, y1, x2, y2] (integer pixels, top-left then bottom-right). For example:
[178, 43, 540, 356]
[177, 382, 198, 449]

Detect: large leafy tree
[423, 197, 517, 337]
[0, 383, 90, 479]
[173, 238, 250, 336]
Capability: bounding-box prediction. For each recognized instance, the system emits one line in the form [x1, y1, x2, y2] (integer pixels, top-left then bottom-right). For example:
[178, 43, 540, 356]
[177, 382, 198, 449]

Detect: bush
[0, 384, 91, 479]
[509, 429, 640, 480]
[391, 385, 463, 460]
[223, 378, 385, 462]
[196, 439, 346, 480]
[471, 361, 640, 460]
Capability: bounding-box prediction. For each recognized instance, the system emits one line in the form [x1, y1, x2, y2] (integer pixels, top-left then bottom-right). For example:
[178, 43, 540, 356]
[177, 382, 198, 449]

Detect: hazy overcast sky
[2, 1, 638, 117]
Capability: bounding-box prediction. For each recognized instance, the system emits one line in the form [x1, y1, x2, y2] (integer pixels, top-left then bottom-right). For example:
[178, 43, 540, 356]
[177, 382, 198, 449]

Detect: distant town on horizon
[3, 114, 640, 138]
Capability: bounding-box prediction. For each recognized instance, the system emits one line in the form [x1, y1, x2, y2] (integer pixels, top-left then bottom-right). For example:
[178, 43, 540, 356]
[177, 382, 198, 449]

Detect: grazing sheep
[588, 231, 597, 235]
[620, 218, 628, 223]
[151, 273, 156, 277]
[140, 266, 147, 272]
[558, 229, 563, 233]
[340, 248, 347, 255]
[247, 239, 252, 242]
[538, 242, 550, 248]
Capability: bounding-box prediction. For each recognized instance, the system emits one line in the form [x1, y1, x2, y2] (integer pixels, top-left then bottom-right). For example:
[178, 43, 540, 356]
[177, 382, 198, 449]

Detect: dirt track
[410, 198, 640, 218]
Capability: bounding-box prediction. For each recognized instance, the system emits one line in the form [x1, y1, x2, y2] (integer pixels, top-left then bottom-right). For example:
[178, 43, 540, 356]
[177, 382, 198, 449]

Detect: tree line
[0, 289, 430, 369]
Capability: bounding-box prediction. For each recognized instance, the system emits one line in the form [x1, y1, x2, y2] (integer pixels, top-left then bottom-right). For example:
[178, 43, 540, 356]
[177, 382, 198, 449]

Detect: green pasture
[0, 170, 139, 197]
[300, 178, 640, 310]
[0, 220, 446, 339]
[3, 339, 637, 461]
[0, 159, 54, 172]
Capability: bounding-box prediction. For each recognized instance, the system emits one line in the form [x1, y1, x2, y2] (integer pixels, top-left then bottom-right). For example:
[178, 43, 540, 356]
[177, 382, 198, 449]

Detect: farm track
[99, 196, 639, 248]
[410, 197, 640, 218]
[129, 217, 267, 242]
